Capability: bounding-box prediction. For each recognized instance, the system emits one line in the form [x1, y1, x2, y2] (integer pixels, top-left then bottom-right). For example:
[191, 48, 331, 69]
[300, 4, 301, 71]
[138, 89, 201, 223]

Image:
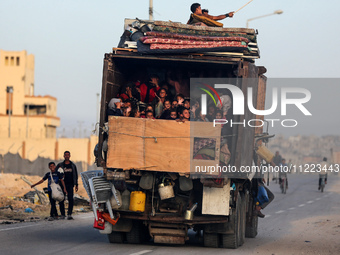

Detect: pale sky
[1, 0, 339, 137]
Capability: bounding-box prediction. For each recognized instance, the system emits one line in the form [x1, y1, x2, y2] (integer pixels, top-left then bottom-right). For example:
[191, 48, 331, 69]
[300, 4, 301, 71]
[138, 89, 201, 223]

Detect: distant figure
[279, 158, 288, 189]
[187, 3, 234, 26]
[56, 151, 78, 220]
[31, 162, 67, 221]
[273, 151, 282, 181]
[318, 157, 329, 190]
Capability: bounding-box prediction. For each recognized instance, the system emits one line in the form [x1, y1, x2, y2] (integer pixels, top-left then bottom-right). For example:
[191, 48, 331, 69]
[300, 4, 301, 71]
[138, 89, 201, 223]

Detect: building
[0, 50, 60, 139]
[0, 50, 98, 172]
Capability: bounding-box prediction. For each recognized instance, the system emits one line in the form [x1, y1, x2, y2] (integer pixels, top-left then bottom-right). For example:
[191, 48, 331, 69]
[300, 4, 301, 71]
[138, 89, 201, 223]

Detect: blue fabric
[43, 172, 62, 191]
[255, 185, 269, 206]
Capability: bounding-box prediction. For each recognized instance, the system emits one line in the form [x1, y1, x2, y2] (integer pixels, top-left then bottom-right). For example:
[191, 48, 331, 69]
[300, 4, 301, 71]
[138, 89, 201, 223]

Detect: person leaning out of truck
[187, 3, 234, 26]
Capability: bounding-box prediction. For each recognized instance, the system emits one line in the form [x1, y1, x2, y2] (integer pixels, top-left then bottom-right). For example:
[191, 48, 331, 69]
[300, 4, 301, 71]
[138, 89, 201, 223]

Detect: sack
[50, 182, 64, 202]
[256, 185, 269, 206]
[49, 171, 64, 202]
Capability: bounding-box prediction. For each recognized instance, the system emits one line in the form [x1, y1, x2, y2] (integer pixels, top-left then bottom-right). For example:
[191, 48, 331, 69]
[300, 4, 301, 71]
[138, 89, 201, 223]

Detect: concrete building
[0, 50, 60, 139]
[0, 50, 98, 172]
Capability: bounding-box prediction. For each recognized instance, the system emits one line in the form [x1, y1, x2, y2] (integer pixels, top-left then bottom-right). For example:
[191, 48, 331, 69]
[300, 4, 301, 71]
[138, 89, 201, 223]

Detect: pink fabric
[144, 32, 249, 43]
[143, 38, 245, 46]
[150, 41, 246, 50]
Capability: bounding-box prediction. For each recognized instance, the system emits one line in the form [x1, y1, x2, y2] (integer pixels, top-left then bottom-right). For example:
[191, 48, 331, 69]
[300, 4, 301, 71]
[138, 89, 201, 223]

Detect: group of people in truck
[107, 74, 232, 124]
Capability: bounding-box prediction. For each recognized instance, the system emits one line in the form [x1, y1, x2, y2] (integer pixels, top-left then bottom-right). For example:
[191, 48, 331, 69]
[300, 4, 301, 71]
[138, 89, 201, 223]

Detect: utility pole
[149, 0, 153, 20]
[96, 93, 100, 136]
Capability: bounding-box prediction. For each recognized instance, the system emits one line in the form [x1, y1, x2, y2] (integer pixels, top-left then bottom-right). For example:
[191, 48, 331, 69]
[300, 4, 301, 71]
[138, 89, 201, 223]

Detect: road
[0, 174, 339, 255]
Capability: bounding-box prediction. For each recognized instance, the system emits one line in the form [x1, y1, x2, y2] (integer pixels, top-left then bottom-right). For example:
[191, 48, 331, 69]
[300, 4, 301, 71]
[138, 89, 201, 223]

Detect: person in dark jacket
[56, 151, 78, 220]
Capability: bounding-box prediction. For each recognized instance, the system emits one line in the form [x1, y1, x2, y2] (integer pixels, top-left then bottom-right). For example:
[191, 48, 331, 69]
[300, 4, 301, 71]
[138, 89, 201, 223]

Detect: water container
[129, 191, 146, 212]
[121, 189, 130, 210]
[158, 183, 175, 200]
[256, 145, 274, 164]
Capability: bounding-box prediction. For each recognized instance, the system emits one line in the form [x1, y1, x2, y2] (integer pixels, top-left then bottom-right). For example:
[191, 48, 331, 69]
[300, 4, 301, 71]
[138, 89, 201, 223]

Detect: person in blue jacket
[31, 162, 66, 220]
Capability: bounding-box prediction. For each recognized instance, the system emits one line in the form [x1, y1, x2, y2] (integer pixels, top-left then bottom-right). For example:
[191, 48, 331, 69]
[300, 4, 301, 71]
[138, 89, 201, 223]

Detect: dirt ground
[0, 173, 89, 222]
[255, 176, 340, 255]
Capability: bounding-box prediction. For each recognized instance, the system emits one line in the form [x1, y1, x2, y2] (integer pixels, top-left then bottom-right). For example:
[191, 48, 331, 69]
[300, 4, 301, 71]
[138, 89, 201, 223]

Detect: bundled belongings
[117, 19, 260, 59]
[135, 20, 258, 58]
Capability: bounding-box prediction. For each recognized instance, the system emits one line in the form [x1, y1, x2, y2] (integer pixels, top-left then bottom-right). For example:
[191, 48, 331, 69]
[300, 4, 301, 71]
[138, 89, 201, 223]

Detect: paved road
[0, 174, 339, 255]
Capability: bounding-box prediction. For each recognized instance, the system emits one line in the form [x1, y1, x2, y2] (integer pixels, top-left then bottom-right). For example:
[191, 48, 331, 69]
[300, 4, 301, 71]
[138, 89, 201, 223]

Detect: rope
[234, 0, 254, 14]
[108, 130, 235, 141]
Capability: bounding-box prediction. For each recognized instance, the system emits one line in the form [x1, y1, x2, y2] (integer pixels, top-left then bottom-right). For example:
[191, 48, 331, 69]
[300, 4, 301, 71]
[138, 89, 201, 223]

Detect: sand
[0, 173, 89, 221]
[255, 175, 340, 255]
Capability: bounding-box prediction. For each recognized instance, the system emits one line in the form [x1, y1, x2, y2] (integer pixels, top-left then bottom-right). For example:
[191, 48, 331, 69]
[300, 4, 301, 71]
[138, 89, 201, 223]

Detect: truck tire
[221, 192, 242, 249]
[245, 215, 258, 238]
[239, 193, 247, 245]
[203, 232, 219, 248]
[108, 231, 125, 243]
[245, 194, 258, 238]
[126, 221, 142, 244]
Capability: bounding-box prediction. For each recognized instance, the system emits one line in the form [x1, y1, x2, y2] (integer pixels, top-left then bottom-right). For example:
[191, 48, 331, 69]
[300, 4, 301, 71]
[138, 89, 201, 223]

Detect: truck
[88, 18, 272, 249]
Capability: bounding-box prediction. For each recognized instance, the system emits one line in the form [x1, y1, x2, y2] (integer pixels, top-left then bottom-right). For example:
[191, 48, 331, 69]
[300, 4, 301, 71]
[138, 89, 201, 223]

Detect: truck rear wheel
[221, 192, 243, 249]
[245, 215, 258, 238]
[239, 193, 247, 245]
[203, 232, 219, 248]
[126, 221, 142, 244]
[245, 196, 258, 238]
[108, 231, 125, 243]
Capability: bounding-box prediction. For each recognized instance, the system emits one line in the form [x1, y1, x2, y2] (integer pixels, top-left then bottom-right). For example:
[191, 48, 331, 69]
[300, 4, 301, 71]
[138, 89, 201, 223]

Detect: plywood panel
[107, 117, 222, 174]
[202, 181, 230, 216]
[144, 119, 190, 172]
[190, 122, 221, 175]
[107, 116, 145, 169]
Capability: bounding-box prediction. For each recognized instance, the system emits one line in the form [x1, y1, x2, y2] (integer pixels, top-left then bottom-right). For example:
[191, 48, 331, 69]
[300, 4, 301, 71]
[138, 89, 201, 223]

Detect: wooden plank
[255, 74, 267, 135]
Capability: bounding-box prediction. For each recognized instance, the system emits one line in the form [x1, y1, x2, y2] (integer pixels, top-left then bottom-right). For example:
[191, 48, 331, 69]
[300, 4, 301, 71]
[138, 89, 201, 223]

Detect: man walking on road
[56, 151, 78, 220]
[273, 151, 282, 181]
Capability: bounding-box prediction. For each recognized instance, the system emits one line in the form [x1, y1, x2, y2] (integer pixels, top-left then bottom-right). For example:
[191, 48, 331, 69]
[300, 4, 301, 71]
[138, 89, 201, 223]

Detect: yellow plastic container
[129, 191, 146, 212]
[256, 145, 274, 163]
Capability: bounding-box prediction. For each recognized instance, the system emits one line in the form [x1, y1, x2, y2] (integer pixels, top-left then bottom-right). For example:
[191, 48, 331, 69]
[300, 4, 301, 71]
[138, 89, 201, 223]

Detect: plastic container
[129, 191, 146, 212]
[158, 183, 175, 200]
[256, 145, 274, 163]
[121, 189, 130, 210]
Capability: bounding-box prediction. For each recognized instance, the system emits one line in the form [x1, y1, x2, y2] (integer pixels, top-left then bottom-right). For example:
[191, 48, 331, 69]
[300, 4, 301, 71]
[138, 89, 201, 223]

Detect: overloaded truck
[84, 18, 273, 249]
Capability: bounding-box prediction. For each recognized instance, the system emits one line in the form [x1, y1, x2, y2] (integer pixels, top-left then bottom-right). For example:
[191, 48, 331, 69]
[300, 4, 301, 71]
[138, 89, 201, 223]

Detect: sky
[1, 0, 339, 137]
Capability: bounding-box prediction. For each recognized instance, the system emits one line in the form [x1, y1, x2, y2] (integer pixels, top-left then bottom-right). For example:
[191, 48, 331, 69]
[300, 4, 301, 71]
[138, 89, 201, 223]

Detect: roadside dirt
[255, 175, 340, 255]
[0, 173, 89, 222]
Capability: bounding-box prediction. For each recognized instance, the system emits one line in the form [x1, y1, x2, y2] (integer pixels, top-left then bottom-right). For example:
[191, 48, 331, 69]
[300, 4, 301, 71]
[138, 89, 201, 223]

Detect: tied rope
[108, 130, 235, 143]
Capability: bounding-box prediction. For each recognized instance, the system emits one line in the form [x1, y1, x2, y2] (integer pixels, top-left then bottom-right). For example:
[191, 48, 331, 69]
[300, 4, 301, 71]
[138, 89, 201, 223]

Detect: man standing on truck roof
[56, 151, 78, 220]
[187, 3, 234, 26]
